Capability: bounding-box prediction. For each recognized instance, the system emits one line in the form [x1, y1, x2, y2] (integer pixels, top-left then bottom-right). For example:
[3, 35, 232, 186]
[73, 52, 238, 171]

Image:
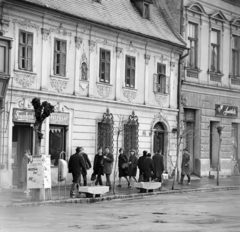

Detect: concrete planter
[133, 182, 162, 193]
[78, 186, 109, 198]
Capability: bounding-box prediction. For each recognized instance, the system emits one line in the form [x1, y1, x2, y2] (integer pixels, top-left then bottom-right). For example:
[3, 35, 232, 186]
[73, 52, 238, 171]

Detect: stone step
[78, 186, 109, 198]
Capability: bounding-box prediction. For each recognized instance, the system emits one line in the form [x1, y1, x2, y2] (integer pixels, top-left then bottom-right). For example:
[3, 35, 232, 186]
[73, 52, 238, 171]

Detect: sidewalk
[0, 176, 239, 207]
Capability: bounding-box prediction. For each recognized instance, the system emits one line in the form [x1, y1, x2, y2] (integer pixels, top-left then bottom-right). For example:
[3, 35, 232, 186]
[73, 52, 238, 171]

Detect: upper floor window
[19, 31, 33, 71]
[125, 55, 135, 88]
[211, 30, 220, 72]
[232, 36, 240, 77]
[188, 23, 198, 69]
[54, 39, 66, 76]
[154, 63, 166, 94]
[99, 48, 110, 83]
[143, 3, 150, 19]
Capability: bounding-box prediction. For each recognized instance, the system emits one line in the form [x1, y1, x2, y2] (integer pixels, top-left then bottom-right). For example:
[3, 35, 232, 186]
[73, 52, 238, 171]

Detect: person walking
[68, 147, 87, 198]
[20, 150, 31, 194]
[180, 148, 191, 185]
[80, 148, 91, 186]
[93, 147, 104, 186]
[152, 151, 164, 182]
[137, 150, 147, 182]
[117, 148, 129, 187]
[142, 153, 154, 182]
[103, 147, 114, 189]
[128, 149, 138, 187]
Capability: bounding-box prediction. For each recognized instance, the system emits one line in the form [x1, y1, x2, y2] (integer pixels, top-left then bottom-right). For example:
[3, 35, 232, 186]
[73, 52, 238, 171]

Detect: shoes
[117, 184, 121, 188]
[128, 183, 131, 188]
[187, 182, 191, 185]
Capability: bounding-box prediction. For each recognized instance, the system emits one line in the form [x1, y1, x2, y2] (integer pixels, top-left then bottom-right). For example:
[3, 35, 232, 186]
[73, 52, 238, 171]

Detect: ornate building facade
[164, 0, 240, 177]
[0, 0, 186, 188]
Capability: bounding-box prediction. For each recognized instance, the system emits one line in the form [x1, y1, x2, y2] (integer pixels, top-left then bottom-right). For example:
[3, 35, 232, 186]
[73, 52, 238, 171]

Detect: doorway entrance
[185, 122, 194, 172]
[12, 124, 33, 187]
[210, 121, 220, 168]
[153, 122, 165, 155]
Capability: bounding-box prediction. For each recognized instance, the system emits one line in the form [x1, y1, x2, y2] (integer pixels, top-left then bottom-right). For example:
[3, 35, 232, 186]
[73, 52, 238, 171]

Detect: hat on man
[76, 147, 82, 152]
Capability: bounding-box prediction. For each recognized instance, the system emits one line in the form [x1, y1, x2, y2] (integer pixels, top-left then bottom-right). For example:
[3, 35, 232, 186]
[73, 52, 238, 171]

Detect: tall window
[211, 30, 220, 72]
[232, 36, 240, 77]
[99, 48, 110, 83]
[188, 23, 198, 68]
[54, 39, 66, 76]
[19, 31, 33, 71]
[125, 55, 135, 88]
[154, 63, 166, 94]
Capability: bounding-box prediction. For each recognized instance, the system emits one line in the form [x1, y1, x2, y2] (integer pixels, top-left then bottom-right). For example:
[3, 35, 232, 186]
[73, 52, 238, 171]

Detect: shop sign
[50, 112, 69, 125]
[215, 104, 238, 118]
[13, 109, 35, 123]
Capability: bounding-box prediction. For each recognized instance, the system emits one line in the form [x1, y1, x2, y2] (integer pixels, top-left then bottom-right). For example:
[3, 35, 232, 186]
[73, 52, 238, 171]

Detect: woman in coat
[93, 147, 104, 186]
[128, 149, 138, 187]
[103, 147, 114, 189]
[180, 149, 191, 185]
[117, 148, 129, 187]
[142, 153, 154, 182]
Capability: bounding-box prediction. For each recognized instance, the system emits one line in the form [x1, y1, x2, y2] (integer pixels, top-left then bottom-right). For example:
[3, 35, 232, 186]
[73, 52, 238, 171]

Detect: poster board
[27, 156, 51, 189]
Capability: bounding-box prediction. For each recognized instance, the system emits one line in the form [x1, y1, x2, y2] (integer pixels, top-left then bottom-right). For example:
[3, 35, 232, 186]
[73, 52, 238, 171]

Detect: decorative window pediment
[210, 11, 228, 23]
[186, 3, 206, 15]
[231, 18, 240, 27]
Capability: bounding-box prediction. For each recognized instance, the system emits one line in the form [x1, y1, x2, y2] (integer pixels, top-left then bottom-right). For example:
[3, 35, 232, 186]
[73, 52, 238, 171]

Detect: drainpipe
[176, 48, 190, 182]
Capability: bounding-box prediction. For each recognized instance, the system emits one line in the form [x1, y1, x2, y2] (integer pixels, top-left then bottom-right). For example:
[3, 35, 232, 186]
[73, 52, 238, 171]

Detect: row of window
[187, 22, 240, 77]
[18, 30, 167, 94]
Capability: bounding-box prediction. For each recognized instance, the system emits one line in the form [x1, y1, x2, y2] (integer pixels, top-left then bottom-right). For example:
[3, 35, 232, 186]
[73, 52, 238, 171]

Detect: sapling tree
[31, 98, 54, 156]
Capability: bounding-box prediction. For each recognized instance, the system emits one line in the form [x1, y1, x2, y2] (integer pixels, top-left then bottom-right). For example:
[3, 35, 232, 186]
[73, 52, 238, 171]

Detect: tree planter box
[78, 186, 109, 198]
[133, 182, 162, 193]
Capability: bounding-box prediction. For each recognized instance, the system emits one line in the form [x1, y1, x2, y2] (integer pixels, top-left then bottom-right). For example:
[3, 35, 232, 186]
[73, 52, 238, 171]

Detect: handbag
[121, 163, 128, 169]
[91, 173, 96, 181]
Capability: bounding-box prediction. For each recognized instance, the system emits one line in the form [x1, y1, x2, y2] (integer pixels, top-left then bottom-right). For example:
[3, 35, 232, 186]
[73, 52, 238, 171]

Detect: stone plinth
[78, 186, 109, 198]
[133, 182, 162, 193]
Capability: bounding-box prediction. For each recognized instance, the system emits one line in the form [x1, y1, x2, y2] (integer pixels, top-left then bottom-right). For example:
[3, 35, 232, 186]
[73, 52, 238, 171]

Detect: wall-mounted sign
[215, 104, 238, 118]
[13, 109, 35, 123]
[50, 112, 69, 125]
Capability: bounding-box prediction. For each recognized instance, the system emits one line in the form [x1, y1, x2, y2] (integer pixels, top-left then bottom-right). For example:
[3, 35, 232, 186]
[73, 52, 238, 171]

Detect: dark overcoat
[128, 155, 138, 177]
[82, 152, 92, 171]
[93, 154, 104, 175]
[68, 153, 87, 176]
[118, 153, 128, 177]
[103, 153, 114, 175]
[181, 152, 191, 175]
[152, 153, 164, 178]
[143, 157, 154, 178]
[138, 155, 147, 174]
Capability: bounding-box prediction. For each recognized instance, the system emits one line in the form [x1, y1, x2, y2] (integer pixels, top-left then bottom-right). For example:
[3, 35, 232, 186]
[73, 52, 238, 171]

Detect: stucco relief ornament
[14, 73, 36, 88]
[89, 40, 96, 52]
[97, 84, 112, 99]
[0, 18, 10, 35]
[49, 23, 72, 36]
[79, 82, 89, 91]
[123, 89, 137, 102]
[155, 94, 167, 106]
[50, 77, 68, 93]
[181, 94, 188, 106]
[41, 28, 50, 41]
[12, 19, 40, 30]
[75, 36, 82, 49]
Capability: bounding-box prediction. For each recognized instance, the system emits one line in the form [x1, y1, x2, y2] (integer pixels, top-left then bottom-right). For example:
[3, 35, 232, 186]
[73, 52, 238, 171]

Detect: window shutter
[153, 73, 158, 92]
[165, 76, 169, 94]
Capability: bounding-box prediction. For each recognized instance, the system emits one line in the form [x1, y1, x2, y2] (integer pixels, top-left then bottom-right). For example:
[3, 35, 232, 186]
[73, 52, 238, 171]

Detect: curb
[1, 185, 240, 208]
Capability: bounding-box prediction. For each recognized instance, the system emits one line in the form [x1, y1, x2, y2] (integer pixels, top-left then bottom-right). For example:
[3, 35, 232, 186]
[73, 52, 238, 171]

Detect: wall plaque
[215, 104, 238, 118]
[50, 112, 69, 125]
[13, 109, 35, 123]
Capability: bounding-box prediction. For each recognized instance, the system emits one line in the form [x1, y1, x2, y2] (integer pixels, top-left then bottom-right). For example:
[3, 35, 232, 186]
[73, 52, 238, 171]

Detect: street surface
[0, 190, 239, 232]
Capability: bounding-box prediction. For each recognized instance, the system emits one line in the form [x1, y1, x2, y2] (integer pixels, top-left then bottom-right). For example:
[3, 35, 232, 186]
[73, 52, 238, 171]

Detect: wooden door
[210, 121, 220, 168]
[12, 125, 32, 186]
[154, 132, 164, 155]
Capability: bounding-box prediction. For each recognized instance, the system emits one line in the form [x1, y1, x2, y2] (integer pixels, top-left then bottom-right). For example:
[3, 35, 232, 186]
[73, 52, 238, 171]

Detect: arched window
[124, 111, 139, 155]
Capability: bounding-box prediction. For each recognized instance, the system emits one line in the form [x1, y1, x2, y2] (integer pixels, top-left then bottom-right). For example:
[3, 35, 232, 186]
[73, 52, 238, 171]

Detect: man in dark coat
[93, 147, 104, 186]
[68, 147, 87, 198]
[152, 151, 164, 182]
[137, 150, 147, 182]
[142, 153, 154, 182]
[79, 148, 92, 186]
[103, 147, 114, 189]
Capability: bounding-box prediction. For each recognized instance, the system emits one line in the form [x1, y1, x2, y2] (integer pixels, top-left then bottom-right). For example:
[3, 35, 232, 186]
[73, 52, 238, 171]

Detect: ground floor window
[49, 126, 66, 166]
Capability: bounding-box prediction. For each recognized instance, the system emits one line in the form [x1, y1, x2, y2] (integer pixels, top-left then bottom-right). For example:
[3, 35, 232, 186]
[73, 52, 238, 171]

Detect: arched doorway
[153, 122, 165, 155]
